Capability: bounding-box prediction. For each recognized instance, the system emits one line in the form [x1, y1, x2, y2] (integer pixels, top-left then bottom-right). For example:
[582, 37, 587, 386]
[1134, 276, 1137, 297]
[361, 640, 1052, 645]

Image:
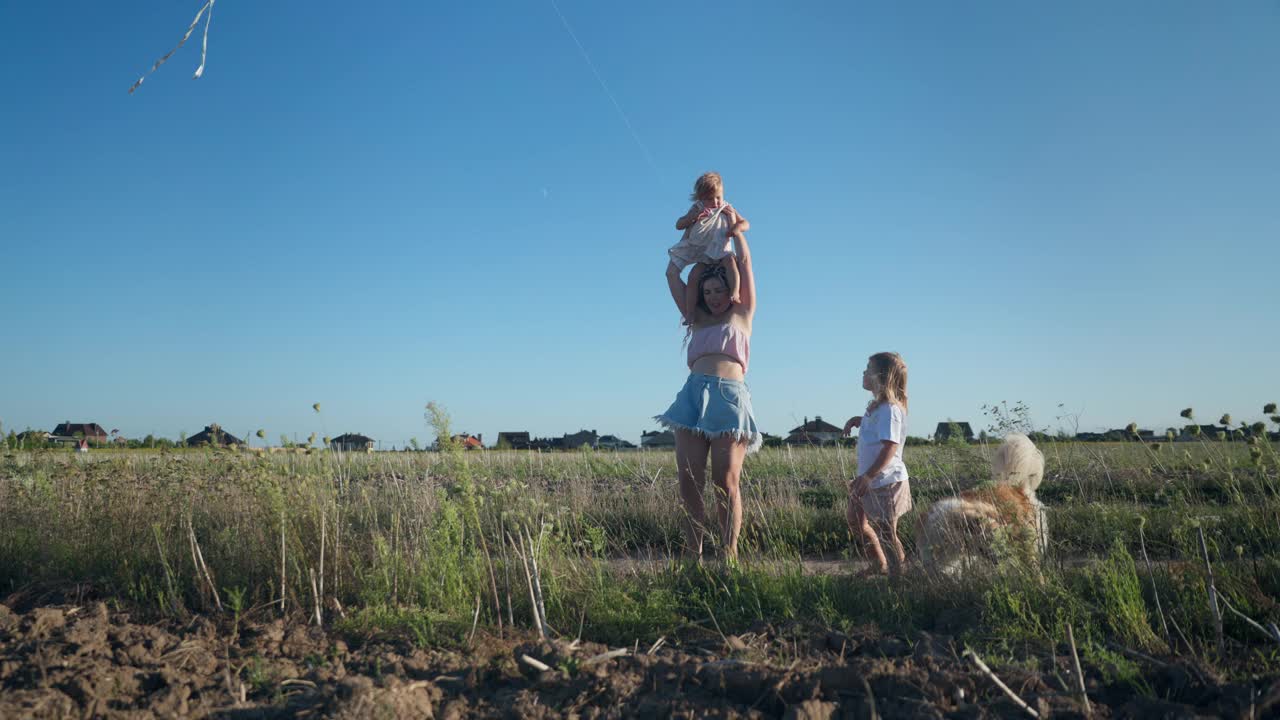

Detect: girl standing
[842, 352, 912, 577]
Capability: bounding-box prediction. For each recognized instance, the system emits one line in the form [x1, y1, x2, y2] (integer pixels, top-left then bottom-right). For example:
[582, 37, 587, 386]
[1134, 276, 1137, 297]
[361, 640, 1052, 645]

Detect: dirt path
[604, 552, 1171, 578]
[605, 552, 864, 577]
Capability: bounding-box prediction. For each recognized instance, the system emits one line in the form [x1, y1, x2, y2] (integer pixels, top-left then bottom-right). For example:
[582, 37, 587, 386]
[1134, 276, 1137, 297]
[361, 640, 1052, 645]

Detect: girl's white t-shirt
[856, 402, 909, 489]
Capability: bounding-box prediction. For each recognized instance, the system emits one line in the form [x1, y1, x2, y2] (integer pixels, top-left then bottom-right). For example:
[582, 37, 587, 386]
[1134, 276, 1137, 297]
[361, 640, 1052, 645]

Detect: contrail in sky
[548, 0, 665, 185]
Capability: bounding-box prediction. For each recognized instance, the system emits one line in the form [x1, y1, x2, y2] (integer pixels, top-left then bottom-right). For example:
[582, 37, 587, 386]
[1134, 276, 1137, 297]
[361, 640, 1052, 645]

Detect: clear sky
[2, 1, 1277, 448]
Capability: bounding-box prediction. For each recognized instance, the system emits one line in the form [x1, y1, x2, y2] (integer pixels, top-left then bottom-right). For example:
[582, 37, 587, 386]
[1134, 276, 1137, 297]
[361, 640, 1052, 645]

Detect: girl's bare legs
[719, 254, 741, 304]
[872, 518, 906, 577]
[709, 436, 747, 561]
[675, 429, 711, 558]
[846, 491, 889, 574]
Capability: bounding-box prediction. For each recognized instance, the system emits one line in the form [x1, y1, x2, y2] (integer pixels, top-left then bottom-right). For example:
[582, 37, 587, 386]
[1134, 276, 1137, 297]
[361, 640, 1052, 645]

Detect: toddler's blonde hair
[690, 171, 723, 202]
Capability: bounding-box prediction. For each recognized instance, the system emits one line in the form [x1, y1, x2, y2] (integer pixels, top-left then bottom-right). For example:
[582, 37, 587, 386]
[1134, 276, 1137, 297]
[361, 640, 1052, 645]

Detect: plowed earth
[1, 597, 1275, 719]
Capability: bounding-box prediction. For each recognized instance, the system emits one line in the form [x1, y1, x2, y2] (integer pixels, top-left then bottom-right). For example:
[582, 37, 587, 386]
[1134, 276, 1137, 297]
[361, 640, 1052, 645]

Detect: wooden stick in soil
[520, 654, 551, 673]
[963, 647, 1040, 718]
[222, 641, 237, 705]
[501, 516, 515, 628]
[1138, 524, 1170, 646]
[484, 540, 504, 636]
[473, 520, 503, 636]
[309, 568, 321, 626]
[186, 519, 204, 605]
[1066, 623, 1091, 717]
[280, 508, 287, 617]
[467, 594, 482, 648]
[583, 648, 629, 666]
[189, 518, 222, 612]
[1105, 642, 1169, 668]
[700, 602, 734, 652]
[318, 510, 325, 623]
[1166, 614, 1203, 678]
[525, 526, 550, 636]
[1197, 526, 1224, 654]
[332, 506, 341, 601]
[510, 531, 545, 640]
[1218, 595, 1280, 646]
[392, 512, 399, 607]
[860, 676, 880, 720]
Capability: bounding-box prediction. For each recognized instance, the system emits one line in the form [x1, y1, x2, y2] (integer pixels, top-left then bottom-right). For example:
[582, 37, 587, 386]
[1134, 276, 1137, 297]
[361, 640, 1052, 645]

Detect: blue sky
[2, 1, 1277, 448]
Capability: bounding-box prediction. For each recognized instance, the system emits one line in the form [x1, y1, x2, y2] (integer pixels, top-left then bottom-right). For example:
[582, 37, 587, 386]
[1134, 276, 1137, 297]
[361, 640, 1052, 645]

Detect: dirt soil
[1, 596, 1277, 719]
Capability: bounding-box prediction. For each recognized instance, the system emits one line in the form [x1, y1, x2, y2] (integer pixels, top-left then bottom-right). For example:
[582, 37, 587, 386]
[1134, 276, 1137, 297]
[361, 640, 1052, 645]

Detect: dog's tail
[918, 497, 1002, 575]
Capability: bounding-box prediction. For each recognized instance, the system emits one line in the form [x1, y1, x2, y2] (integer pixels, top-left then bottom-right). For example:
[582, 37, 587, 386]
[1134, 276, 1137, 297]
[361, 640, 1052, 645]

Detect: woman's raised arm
[733, 232, 756, 317]
[665, 262, 689, 318]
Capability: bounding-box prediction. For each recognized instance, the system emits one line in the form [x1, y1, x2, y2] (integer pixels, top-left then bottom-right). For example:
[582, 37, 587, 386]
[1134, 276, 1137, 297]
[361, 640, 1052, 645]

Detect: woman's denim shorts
[655, 373, 762, 454]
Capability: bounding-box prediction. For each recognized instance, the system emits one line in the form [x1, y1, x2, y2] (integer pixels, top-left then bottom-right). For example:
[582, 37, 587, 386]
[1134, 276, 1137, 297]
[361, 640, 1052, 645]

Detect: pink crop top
[687, 322, 750, 372]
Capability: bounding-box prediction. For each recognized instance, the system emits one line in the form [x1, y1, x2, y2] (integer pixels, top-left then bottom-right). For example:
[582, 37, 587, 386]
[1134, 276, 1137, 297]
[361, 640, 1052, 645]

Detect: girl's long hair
[865, 352, 908, 413]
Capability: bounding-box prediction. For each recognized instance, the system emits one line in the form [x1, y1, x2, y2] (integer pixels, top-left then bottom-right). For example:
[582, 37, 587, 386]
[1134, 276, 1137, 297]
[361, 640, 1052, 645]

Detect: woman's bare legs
[710, 436, 747, 561]
[675, 429, 711, 558]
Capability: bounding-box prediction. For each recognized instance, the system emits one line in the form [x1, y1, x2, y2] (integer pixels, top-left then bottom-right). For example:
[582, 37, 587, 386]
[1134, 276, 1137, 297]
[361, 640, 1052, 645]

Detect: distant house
[528, 436, 564, 452]
[1094, 428, 1156, 442]
[186, 424, 243, 447]
[598, 434, 636, 450]
[15, 430, 53, 445]
[934, 422, 974, 443]
[448, 433, 484, 450]
[330, 433, 375, 453]
[1178, 424, 1228, 441]
[641, 430, 676, 449]
[562, 429, 599, 450]
[786, 417, 842, 446]
[51, 422, 108, 443]
[1075, 429, 1153, 443]
[1238, 425, 1272, 440]
[497, 431, 532, 450]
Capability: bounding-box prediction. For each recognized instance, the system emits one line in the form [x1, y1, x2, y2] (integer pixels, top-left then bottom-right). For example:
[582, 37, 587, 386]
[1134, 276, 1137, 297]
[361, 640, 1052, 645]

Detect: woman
[656, 230, 760, 561]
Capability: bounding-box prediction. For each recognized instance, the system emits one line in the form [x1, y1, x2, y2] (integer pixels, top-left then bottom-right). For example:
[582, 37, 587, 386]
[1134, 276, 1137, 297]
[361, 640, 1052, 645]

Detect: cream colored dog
[918, 433, 1048, 576]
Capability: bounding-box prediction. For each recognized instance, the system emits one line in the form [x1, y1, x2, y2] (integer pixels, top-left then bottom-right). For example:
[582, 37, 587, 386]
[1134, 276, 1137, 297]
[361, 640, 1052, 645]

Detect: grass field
[4, 433, 1279, 674]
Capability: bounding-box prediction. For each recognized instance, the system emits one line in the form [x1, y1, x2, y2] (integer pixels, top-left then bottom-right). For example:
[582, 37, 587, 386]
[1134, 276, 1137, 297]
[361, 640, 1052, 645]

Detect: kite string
[129, 0, 214, 94]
